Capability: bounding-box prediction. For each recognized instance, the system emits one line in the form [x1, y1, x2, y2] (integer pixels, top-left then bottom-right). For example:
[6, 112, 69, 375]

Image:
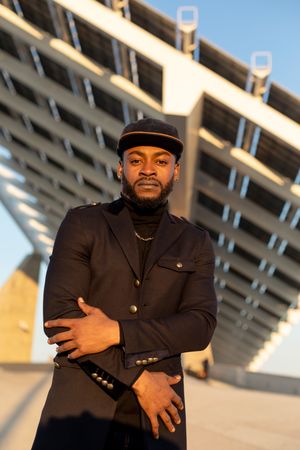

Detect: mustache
[133, 177, 162, 186]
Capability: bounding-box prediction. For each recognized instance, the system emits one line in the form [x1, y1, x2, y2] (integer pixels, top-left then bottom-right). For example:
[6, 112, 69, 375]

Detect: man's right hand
[132, 370, 184, 440]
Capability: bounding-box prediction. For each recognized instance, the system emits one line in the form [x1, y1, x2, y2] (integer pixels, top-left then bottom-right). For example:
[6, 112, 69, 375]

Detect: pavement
[0, 365, 300, 450]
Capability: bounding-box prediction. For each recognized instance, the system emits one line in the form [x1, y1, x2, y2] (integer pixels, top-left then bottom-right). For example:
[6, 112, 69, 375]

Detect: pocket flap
[157, 258, 196, 272]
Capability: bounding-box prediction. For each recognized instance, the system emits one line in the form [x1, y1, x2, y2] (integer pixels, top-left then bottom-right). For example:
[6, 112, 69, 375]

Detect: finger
[166, 403, 181, 425]
[171, 393, 184, 411]
[67, 349, 82, 359]
[77, 297, 95, 315]
[48, 331, 73, 345]
[56, 341, 76, 353]
[167, 374, 181, 385]
[45, 319, 73, 329]
[149, 415, 159, 440]
[159, 410, 175, 433]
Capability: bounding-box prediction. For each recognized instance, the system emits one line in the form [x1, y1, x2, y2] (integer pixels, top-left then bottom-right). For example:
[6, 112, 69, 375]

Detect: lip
[136, 181, 159, 187]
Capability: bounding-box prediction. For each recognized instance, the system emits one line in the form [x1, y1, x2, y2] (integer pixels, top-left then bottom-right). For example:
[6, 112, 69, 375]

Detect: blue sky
[0, 0, 300, 375]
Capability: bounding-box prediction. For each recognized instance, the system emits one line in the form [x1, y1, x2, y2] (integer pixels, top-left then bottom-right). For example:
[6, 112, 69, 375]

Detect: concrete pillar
[0, 253, 41, 362]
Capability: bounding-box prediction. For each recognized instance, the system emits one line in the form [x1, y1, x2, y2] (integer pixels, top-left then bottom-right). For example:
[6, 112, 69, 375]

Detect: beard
[121, 174, 174, 209]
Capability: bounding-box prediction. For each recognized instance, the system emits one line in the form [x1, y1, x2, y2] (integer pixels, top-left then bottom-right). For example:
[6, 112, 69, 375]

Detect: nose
[140, 160, 156, 176]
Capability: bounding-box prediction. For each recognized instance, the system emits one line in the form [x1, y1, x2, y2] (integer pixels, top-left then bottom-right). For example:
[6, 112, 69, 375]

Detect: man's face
[117, 146, 180, 208]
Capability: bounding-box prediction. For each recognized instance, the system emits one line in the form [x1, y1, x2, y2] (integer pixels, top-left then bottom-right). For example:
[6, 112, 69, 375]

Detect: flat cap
[117, 118, 183, 160]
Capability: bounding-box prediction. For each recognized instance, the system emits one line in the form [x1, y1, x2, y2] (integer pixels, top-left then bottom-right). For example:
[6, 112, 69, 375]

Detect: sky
[0, 0, 300, 375]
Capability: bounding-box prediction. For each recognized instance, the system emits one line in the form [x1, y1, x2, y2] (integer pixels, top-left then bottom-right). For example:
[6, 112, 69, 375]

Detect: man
[31, 118, 217, 450]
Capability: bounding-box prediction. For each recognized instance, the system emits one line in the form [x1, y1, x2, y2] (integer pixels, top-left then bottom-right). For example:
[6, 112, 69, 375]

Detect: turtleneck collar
[121, 194, 167, 220]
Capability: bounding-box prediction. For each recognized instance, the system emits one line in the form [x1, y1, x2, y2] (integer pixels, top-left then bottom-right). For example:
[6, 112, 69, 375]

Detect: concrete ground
[0, 365, 300, 450]
[185, 376, 300, 450]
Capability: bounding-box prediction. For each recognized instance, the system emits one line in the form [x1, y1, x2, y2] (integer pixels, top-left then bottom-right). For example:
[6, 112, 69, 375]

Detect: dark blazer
[32, 199, 217, 450]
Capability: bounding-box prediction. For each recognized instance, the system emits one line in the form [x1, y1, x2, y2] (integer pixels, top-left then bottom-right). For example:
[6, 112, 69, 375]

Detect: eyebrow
[128, 150, 171, 158]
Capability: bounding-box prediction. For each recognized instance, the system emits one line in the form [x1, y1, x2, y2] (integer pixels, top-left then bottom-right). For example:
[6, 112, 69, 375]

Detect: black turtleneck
[121, 195, 167, 280]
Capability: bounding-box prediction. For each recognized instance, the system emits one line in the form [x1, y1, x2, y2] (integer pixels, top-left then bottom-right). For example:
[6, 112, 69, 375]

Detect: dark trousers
[104, 390, 145, 450]
[103, 422, 145, 450]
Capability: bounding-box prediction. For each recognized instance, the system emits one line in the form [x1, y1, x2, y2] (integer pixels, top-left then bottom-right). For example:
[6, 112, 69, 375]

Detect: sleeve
[43, 209, 142, 399]
[119, 230, 218, 368]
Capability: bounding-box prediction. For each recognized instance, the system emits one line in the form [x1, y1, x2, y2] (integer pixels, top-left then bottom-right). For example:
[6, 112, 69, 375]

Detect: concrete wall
[210, 363, 300, 396]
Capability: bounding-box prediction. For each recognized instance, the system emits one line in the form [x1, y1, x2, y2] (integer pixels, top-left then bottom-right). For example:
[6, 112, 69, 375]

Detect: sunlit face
[117, 146, 180, 208]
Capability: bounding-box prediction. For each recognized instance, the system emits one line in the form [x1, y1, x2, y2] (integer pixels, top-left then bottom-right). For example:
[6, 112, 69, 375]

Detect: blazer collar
[102, 200, 140, 279]
[102, 199, 188, 280]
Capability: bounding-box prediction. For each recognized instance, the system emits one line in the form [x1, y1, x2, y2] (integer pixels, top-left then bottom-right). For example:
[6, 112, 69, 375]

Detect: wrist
[132, 369, 149, 395]
[109, 319, 121, 346]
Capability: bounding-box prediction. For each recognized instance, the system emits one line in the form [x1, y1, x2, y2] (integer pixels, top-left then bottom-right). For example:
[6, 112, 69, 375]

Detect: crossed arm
[46, 297, 183, 438]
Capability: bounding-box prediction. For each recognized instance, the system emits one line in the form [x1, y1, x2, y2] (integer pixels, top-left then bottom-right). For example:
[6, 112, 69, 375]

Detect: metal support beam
[213, 243, 298, 306]
[0, 4, 162, 118]
[216, 286, 278, 329]
[0, 155, 81, 209]
[216, 320, 263, 350]
[196, 170, 300, 251]
[217, 313, 265, 346]
[214, 326, 262, 354]
[218, 302, 271, 340]
[199, 128, 300, 207]
[0, 49, 123, 141]
[1, 178, 65, 220]
[0, 108, 118, 198]
[0, 85, 118, 174]
[194, 203, 299, 283]
[0, 138, 103, 203]
[212, 336, 254, 364]
[215, 267, 287, 316]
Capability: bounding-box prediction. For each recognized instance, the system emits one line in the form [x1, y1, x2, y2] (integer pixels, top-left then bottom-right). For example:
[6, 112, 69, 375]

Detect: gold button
[107, 383, 114, 390]
[96, 376, 102, 383]
[101, 380, 108, 387]
[129, 305, 138, 314]
[135, 360, 142, 366]
[176, 262, 183, 268]
[91, 372, 98, 379]
[153, 357, 158, 362]
[142, 359, 148, 365]
[54, 362, 60, 369]
[134, 279, 141, 287]
[148, 357, 154, 363]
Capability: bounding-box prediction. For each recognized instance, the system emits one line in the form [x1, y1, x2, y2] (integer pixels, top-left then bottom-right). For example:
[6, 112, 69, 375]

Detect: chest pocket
[157, 258, 196, 272]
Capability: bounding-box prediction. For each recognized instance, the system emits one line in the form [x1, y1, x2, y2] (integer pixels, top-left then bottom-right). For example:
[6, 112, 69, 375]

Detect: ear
[117, 160, 123, 180]
[174, 162, 180, 181]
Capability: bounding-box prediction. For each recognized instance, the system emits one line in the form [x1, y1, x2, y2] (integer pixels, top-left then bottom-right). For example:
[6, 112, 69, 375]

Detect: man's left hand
[45, 298, 120, 359]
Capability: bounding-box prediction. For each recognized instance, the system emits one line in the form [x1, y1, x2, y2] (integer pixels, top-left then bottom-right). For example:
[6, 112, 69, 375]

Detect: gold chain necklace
[134, 231, 154, 242]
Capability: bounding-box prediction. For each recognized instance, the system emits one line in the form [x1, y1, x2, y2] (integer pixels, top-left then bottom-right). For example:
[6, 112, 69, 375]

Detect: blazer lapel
[144, 210, 188, 278]
[102, 202, 140, 280]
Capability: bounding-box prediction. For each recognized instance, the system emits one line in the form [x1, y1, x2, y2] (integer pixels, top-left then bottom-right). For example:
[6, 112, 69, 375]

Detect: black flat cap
[117, 118, 184, 161]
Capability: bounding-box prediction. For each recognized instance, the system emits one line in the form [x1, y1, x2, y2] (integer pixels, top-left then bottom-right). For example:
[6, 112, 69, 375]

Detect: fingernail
[47, 339, 51, 344]
[175, 375, 181, 380]
[176, 419, 181, 424]
[155, 435, 159, 440]
[171, 427, 175, 432]
[44, 322, 48, 327]
[78, 297, 84, 303]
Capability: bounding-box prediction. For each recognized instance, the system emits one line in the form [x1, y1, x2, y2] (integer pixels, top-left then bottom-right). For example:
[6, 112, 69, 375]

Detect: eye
[156, 159, 168, 165]
[130, 159, 142, 165]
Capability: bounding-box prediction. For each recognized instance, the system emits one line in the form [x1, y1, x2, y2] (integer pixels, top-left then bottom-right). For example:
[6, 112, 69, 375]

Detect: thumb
[77, 297, 94, 315]
[167, 374, 181, 385]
